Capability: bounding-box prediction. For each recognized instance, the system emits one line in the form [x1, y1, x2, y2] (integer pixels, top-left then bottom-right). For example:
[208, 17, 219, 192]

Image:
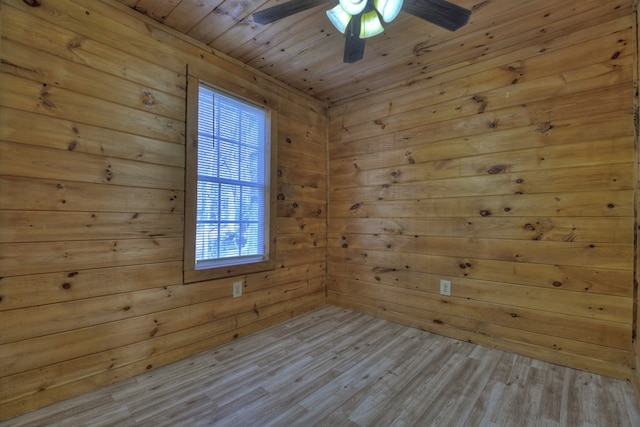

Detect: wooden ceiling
[113, 0, 602, 102]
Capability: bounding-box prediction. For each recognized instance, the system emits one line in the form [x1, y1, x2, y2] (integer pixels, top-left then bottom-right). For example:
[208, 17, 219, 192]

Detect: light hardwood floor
[3, 305, 640, 426]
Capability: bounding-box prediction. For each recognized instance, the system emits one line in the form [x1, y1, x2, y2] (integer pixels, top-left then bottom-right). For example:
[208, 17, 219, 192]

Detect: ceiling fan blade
[401, 0, 471, 31]
[253, 0, 331, 24]
[343, 14, 366, 63]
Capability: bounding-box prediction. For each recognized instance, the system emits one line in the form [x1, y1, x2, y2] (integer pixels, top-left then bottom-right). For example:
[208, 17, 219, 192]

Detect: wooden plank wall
[634, 0, 640, 403]
[328, 0, 638, 380]
[0, 0, 327, 420]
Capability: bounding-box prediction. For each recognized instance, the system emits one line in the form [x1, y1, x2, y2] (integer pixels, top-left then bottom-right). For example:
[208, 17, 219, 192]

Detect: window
[196, 86, 267, 267]
[185, 74, 277, 282]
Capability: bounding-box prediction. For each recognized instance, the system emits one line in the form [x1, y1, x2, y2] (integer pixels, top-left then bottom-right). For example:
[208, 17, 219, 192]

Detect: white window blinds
[195, 84, 269, 269]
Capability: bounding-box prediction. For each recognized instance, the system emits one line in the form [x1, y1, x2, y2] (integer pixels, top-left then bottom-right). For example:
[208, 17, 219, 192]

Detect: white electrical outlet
[232, 281, 243, 298]
[440, 279, 451, 296]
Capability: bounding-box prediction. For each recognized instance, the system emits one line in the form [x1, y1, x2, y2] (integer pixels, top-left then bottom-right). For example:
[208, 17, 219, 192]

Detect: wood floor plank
[2, 305, 639, 427]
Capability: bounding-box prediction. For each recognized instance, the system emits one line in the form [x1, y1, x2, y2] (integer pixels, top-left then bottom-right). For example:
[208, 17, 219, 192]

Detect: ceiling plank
[312, 0, 630, 100]
[163, 0, 226, 33]
[229, 4, 332, 63]
[114, 0, 632, 103]
[187, 0, 266, 44]
[132, 0, 180, 21]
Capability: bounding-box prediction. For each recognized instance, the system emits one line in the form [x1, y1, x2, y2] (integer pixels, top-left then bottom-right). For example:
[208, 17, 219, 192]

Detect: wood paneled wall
[0, 0, 326, 420]
[328, 0, 638, 380]
[634, 0, 640, 404]
[2, 0, 640, 421]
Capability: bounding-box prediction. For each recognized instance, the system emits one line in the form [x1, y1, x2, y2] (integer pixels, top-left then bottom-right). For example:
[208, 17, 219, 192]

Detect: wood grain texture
[633, 0, 640, 405]
[2, 306, 638, 426]
[0, 0, 326, 420]
[112, 0, 633, 102]
[327, 0, 637, 382]
[3, 0, 640, 420]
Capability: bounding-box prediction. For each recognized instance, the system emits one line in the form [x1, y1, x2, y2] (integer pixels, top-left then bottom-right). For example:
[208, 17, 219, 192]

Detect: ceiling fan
[252, 0, 471, 63]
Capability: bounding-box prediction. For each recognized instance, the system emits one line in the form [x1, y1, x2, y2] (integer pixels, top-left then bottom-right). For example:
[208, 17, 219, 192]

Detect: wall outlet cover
[233, 281, 243, 298]
[440, 279, 451, 296]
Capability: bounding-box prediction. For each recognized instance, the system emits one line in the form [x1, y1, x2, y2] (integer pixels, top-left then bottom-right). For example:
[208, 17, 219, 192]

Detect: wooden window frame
[184, 70, 278, 284]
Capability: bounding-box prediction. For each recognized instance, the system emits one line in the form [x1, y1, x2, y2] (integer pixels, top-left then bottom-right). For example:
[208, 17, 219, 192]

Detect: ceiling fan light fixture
[253, 0, 472, 64]
[360, 10, 384, 38]
[339, 0, 367, 16]
[327, 4, 352, 33]
[374, 0, 403, 22]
